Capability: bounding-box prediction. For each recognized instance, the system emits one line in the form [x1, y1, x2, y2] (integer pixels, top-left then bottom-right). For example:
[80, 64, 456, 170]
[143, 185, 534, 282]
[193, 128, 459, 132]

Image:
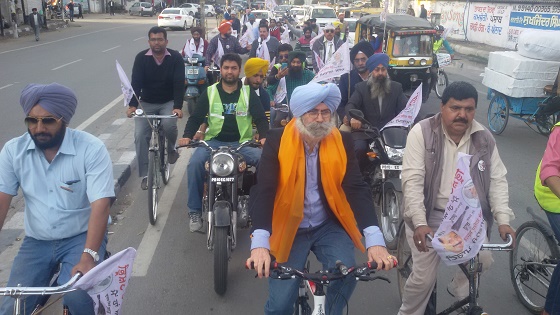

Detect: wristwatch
[83, 248, 100, 262]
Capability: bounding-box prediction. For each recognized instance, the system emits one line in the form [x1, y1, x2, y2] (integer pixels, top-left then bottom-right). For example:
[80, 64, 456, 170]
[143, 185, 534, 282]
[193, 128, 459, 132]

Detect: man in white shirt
[311, 23, 343, 73]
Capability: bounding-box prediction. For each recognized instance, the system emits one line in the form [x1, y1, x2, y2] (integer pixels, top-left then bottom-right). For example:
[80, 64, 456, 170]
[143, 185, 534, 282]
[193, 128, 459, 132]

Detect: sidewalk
[448, 38, 509, 65]
[0, 18, 69, 39]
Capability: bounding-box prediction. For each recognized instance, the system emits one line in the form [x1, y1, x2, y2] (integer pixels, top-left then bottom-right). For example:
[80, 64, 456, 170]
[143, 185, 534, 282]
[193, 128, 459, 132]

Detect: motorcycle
[180, 139, 261, 295]
[348, 109, 408, 250]
[184, 54, 208, 115]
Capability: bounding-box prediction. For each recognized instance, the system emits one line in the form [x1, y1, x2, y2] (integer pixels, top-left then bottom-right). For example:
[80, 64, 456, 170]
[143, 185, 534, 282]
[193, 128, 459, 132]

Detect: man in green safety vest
[179, 53, 270, 233]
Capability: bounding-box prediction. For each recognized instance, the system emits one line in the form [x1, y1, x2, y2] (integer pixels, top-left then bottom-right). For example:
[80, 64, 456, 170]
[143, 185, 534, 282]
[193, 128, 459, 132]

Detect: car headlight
[420, 59, 427, 66]
[408, 58, 415, 65]
[211, 153, 235, 176]
[385, 146, 405, 164]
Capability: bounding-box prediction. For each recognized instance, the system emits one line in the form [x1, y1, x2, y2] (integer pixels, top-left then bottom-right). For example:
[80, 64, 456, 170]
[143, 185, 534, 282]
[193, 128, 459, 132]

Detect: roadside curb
[1, 19, 69, 38]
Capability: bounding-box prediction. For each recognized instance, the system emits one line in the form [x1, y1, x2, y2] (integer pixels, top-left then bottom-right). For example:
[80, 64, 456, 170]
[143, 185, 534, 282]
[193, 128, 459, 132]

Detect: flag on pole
[313, 51, 324, 71]
[311, 42, 351, 82]
[309, 27, 323, 47]
[265, 0, 277, 11]
[257, 41, 271, 63]
[116, 60, 135, 107]
[212, 40, 225, 66]
[280, 27, 290, 44]
[72, 247, 137, 315]
[274, 77, 287, 104]
[381, 83, 422, 130]
[239, 29, 252, 48]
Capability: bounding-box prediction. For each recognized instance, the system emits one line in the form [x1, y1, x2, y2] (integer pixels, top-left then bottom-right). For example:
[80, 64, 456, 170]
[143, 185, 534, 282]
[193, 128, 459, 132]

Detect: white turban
[290, 82, 341, 117]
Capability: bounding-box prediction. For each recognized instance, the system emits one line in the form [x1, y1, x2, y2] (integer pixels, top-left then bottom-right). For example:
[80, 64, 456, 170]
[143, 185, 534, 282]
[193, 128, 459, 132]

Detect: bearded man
[345, 53, 408, 172]
[247, 82, 395, 315]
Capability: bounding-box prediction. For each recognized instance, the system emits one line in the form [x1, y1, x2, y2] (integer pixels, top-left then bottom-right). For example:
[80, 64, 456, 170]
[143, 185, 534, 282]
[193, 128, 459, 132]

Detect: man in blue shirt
[0, 83, 115, 315]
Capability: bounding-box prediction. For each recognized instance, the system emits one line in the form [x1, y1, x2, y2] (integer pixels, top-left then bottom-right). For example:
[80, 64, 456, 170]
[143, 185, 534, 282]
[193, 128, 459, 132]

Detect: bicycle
[249, 260, 392, 315]
[396, 224, 513, 315]
[510, 207, 559, 314]
[0, 273, 81, 315]
[132, 109, 178, 225]
[432, 53, 452, 99]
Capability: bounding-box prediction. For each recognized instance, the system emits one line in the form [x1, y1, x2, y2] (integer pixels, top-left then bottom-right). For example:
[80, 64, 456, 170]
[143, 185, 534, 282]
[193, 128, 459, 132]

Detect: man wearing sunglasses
[267, 43, 293, 126]
[311, 23, 344, 73]
[0, 83, 115, 315]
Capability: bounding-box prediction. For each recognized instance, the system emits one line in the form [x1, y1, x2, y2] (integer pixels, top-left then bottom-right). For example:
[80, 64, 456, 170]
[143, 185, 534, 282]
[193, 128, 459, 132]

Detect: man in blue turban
[345, 53, 408, 172]
[0, 83, 115, 315]
[247, 81, 395, 314]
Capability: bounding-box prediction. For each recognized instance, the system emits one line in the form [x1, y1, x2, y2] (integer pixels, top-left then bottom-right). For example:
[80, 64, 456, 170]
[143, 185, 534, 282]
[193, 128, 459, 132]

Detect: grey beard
[295, 116, 336, 140]
[367, 75, 391, 99]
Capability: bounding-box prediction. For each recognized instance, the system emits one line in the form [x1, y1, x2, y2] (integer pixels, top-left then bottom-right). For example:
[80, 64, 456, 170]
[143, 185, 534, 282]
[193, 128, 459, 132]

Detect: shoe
[168, 150, 179, 164]
[189, 212, 203, 233]
[141, 176, 148, 190]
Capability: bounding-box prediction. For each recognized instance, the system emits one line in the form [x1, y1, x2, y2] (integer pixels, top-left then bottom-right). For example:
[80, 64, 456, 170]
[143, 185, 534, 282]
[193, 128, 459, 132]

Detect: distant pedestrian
[406, 5, 415, 16]
[67, 0, 74, 21]
[29, 8, 41, 41]
[108, 0, 115, 16]
[77, 3, 83, 19]
[419, 4, 427, 19]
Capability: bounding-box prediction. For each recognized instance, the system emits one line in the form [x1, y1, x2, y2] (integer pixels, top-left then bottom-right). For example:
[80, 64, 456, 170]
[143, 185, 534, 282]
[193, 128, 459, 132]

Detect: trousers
[398, 211, 493, 315]
[134, 100, 178, 177]
[544, 210, 560, 315]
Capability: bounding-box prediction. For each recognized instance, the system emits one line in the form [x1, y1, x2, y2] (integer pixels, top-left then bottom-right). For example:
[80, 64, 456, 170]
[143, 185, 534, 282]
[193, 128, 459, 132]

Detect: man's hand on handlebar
[413, 225, 434, 252]
[172, 108, 183, 118]
[350, 118, 362, 130]
[498, 224, 516, 247]
[72, 253, 96, 277]
[126, 106, 137, 118]
[246, 247, 271, 278]
[178, 138, 192, 147]
[367, 245, 397, 271]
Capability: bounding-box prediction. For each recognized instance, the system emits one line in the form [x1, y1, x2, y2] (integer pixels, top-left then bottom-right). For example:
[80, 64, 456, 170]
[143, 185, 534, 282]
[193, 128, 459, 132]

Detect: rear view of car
[158, 8, 193, 30]
[204, 5, 215, 17]
[129, 1, 153, 17]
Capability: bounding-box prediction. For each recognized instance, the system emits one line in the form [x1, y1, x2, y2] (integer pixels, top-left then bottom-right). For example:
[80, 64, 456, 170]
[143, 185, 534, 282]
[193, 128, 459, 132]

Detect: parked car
[289, 7, 305, 23]
[158, 8, 194, 30]
[273, 4, 292, 19]
[129, 1, 153, 17]
[203, 4, 215, 17]
[251, 1, 266, 10]
[179, 3, 197, 16]
[251, 9, 272, 24]
[302, 5, 337, 28]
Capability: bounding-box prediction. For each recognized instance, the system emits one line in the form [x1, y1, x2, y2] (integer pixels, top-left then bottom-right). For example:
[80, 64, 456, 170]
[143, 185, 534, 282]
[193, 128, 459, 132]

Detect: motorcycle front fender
[383, 177, 402, 193]
[212, 200, 232, 227]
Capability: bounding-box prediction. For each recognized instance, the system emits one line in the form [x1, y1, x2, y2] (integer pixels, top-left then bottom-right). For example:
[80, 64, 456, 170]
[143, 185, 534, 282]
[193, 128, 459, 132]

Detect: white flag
[269, 57, 276, 71]
[431, 153, 487, 266]
[309, 27, 323, 47]
[313, 51, 324, 72]
[212, 40, 225, 66]
[274, 77, 287, 104]
[381, 83, 422, 130]
[115, 60, 135, 107]
[257, 41, 271, 62]
[239, 30, 252, 48]
[72, 247, 137, 314]
[312, 42, 351, 83]
[265, 0, 277, 11]
[280, 27, 291, 44]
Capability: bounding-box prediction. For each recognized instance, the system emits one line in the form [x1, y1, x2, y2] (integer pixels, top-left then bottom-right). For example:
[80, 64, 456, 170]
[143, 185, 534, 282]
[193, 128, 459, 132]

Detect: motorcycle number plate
[211, 177, 235, 182]
[187, 69, 199, 75]
[380, 164, 402, 171]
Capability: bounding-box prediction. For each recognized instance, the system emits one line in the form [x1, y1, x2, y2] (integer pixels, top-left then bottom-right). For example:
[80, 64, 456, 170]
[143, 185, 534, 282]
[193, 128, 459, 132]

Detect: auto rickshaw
[355, 14, 436, 101]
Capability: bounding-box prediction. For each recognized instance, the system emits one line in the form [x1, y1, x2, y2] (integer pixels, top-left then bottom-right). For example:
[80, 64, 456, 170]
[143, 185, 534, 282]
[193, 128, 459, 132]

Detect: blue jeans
[545, 210, 560, 315]
[187, 139, 262, 213]
[265, 219, 357, 315]
[0, 232, 107, 315]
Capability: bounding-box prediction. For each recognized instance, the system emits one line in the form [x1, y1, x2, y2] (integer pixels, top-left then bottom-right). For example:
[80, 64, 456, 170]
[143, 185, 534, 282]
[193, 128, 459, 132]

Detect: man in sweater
[127, 26, 185, 189]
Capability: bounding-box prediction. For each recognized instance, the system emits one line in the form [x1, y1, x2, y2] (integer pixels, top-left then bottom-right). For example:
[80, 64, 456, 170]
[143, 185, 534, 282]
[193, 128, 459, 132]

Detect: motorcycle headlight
[211, 153, 234, 176]
[385, 146, 405, 164]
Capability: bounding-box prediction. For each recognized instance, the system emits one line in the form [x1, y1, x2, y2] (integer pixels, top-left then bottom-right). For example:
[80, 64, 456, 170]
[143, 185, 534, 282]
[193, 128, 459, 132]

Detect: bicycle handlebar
[0, 272, 81, 297]
[426, 234, 513, 251]
[131, 113, 178, 119]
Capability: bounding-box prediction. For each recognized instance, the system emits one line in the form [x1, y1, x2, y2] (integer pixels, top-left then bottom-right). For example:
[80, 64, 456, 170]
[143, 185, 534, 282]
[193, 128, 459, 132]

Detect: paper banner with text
[431, 153, 487, 266]
[381, 83, 422, 130]
[73, 247, 137, 314]
[312, 42, 351, 83]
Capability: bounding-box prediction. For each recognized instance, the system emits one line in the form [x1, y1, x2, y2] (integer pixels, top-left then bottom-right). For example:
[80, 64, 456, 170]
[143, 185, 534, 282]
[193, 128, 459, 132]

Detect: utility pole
[0, 4, 4, 36]
[200, 0, 205, 36]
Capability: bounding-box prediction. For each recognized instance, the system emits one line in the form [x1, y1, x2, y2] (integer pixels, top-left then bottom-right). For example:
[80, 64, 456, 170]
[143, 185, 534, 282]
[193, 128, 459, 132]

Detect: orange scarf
[269, 120, 365, 263]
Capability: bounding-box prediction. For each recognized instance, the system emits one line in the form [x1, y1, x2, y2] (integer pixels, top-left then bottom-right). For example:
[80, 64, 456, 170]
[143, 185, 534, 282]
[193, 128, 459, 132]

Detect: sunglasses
[324, 30, 334, 33]
[279, 54, 289, 59]
[24, 116, 63, 127]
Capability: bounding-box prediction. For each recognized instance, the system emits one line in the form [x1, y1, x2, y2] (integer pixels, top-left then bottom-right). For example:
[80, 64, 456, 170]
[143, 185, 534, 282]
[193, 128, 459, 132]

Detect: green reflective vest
[205, 83, 253, 143]
[534, 122, 560, 213]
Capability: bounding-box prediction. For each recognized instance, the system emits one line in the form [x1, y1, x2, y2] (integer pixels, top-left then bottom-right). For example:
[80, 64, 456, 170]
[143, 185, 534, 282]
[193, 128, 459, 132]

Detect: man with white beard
[345, 53, 408, 173]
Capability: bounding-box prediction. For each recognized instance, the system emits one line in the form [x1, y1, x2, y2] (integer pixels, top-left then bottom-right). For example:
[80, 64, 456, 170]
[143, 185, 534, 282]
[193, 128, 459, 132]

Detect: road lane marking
[75, 95, 123, 131]
[132, 150, 192, 277]
[102, 45, 121, 53]
[133, 37, 144, 41]
[51, 59, 83, 70]
[0, 84, 14, 90]
[116, 151, 136, 165]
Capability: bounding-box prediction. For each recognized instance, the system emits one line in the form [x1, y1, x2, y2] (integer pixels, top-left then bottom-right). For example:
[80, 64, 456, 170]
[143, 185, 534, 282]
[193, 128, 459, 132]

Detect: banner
[115, 60, 135, 107]
[381, 83, 422, 130]
[73, 247, 137, 314]
[431, 153, 487, 266]
[312, 42, 351, 83]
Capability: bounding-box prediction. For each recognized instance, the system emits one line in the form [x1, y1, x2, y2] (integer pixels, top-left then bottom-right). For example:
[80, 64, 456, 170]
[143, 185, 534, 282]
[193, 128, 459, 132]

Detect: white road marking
[98, 133, 111, 141]
[75, 95, 123, 131]
[112, 118, 127, 125]
[132, 150, 192, 277]
[133, 37, 144, 41]
[51, 59, 83, 70]
[0, 84, 14, 90]
[102, 45, 121, 53]
[116, 151, 136, 165]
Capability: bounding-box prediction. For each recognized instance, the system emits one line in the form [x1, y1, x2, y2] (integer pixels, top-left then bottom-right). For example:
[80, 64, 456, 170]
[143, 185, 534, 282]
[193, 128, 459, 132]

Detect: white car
[346, 18, 357, 48]
[157, 8, 194, 30]
[129, 2, 153, 17]
[251, 10, 273, 25]
[303, 6, 337, 28]
[289, 7, 305, 22]
[179, 3, 198, 16]
[204, 4, 215, 17]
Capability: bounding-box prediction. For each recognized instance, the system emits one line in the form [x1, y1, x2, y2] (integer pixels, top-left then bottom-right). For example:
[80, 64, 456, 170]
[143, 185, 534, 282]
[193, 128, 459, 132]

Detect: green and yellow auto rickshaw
[355, 14, 436, 101]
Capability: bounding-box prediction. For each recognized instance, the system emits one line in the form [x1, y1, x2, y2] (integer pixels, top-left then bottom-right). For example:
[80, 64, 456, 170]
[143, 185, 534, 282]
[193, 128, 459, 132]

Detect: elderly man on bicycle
[0, 83, 115, 315]
[398, 81, 516, 315]
[247, 82, 395, 315]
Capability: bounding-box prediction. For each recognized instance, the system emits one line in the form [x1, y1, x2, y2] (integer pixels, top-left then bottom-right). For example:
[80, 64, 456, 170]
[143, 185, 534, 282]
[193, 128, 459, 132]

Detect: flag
[431, 153, 487, 266]
[72, 247, 137, 314]
[312, 42, 351, 82]
[115, 60, 135, 107]
[280, 27, 290, 44]
[257, 40, 271, 63]
[239, 29, 252, 48]
[265, 0, 277, 11]
[212, 40, 225, 66]
[274, 77, 287, 104]
[381, 83, 422, 130]
[269, 57, 276, 71]
[309, 27, 323, 47]
[313, 51, 324, 71]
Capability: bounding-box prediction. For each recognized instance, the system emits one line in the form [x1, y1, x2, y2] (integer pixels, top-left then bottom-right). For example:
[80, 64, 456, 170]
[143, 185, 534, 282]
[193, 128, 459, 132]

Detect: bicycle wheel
[396, 222, 413, 299]
[214, 226, 230, 295]
[536, 114, 558, 136]
[147, 151, 158, 225]
[487, 93, 509, 135]
[380, 188, 402, 250]
[159, 132, 170, 185]
[434, 69, 448, 99]
[510, 221, 559, 314]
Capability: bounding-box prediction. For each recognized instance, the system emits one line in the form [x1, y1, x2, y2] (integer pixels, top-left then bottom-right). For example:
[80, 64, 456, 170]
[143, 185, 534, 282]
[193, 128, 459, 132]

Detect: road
[0, 15, 547, 314]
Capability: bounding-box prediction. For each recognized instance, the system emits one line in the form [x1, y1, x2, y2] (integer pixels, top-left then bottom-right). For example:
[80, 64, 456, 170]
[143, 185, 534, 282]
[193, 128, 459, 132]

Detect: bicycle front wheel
[510, 221, 559, 314]
[147, 151, 159, 225]
[434, 69, 448, 99]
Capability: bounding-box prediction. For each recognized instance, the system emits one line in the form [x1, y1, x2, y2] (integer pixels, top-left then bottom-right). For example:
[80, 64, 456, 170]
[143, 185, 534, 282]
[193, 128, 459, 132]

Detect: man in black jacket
[345, 53, 408, 172]
[126, 26, 185, 189]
